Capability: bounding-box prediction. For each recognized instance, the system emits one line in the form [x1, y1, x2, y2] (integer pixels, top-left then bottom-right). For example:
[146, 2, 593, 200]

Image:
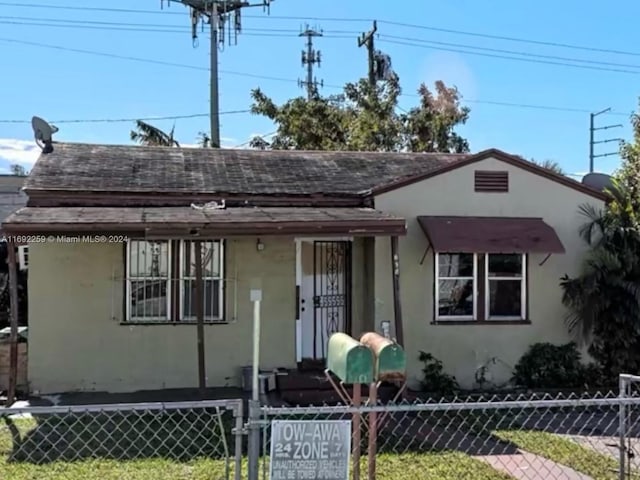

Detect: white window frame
[434, 252, 477, 321]
[125, 240, 172, 322]
[179, 240, 225, 322]
[484, 253, 527, 321]
[18, 246, 28, 270]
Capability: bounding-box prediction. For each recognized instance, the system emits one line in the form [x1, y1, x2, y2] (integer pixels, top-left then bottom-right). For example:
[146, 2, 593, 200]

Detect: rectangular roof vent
[475, 170, 508, 192]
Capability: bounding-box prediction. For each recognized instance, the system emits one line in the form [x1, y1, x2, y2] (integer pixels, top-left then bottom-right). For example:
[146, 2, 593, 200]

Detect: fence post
[619, 374, 627, 480]
[234, 400, 244, 480]
[248, 399, 261, 480]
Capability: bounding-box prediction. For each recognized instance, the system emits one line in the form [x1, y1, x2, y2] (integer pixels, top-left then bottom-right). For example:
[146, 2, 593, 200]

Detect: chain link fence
[3, 380, 640, 480]
[0, 399, 244, 480]
[258, 387, 640, 480]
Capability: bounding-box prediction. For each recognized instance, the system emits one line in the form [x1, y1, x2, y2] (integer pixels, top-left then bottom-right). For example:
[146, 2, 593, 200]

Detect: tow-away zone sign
[269, 420, 351, 480]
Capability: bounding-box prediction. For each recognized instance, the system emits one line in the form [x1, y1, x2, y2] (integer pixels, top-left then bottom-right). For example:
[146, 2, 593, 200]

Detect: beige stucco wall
[28, 235, 367, 394]
[28, 237, 298, 394]
[374, 157, 605, 390]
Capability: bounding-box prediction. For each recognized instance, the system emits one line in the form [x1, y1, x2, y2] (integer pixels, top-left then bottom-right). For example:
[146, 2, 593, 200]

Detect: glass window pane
[488, 280, 522, 317]
[130, 279, 168, 319]
[438, 279, 474, 317]
[129, 241, 169, 277]
[183, 279, 221, 319]
[183, 241, 221, 278]
[488, 254, 522, 277]
[438, 253, 474, 277]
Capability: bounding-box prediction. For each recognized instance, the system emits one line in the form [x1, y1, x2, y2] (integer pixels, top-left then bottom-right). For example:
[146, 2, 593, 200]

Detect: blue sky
[1, 0, 639, 177]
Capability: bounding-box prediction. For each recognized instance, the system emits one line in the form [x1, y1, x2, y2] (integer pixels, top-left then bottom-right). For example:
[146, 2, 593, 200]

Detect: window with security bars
[181, 240, 223, 321]
[125, 239, 224, 323]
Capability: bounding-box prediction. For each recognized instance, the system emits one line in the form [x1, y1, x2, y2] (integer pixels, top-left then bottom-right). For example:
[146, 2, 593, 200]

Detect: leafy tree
[615, 106, 640, 210]
[248, 136, 270, 150]
[560, 105, 640, 379]
[250, 74, 470, 153]
[250, 90, 352, 150]
[402, 81, 470, 153]
[530, 159, 565, 175]
[130, 120, 180, 147]
[9, 164, 27, 176]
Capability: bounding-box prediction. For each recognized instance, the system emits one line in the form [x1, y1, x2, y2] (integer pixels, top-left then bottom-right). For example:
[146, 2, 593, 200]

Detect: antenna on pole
[162, 1, 275, 148]
[589, 107, 623, 173]
[298, 25, 323, 100]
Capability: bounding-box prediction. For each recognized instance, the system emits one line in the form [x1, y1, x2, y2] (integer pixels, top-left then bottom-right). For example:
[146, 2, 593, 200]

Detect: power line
[0, 2, 185, 15]
[379, 38, 640, 76]
[6, 16, 640, 76]
[0, 2, 372, 22]
[0, 20, 354, 40]
[0, 15, 316, 33]
[0, 37, 209, 70]
[0, 37, 301, 83]
[0, 36, 632, 118]
[377, 20, 640, 58]
[380, 34, 640, 71]
[0, 110, 250, 124]
[3, 2, 640, 58]
[0, 18, 356, 38]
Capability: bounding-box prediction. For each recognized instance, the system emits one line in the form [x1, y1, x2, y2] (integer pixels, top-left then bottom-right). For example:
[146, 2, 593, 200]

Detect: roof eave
[2, 220, 407, 237]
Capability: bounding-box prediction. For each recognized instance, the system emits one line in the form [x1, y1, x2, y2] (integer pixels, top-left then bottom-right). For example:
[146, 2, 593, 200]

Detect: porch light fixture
[256, 238, 265, 252]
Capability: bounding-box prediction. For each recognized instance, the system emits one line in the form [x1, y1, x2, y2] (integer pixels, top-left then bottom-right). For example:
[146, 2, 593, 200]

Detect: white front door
[298, 240, 351, 360]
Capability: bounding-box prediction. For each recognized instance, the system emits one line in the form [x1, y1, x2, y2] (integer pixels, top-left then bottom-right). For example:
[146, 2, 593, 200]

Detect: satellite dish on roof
[582, 172, 614, 192]
[31, 116, 59, 154]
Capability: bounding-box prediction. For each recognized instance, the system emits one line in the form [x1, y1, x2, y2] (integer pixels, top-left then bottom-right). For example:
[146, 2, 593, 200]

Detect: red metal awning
[417, 216, 565, 253]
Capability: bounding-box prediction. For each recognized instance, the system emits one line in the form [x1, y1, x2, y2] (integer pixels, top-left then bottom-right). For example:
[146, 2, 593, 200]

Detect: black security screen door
[312, 241, 352, 359]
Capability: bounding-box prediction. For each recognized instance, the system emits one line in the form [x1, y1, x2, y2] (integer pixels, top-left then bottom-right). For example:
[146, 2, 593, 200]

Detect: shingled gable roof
[23, 143, 607, 202]
[23, 142, 468, 197]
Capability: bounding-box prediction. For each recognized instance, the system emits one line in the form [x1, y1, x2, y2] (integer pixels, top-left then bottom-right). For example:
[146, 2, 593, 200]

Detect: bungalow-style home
[1, 143, 607, 396]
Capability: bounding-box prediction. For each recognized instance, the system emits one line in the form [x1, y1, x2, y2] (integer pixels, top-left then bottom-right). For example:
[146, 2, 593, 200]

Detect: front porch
[2, 205, 407, 404]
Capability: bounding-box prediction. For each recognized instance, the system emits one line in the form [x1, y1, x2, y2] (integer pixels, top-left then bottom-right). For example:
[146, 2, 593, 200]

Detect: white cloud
[0, 139, 40, 166]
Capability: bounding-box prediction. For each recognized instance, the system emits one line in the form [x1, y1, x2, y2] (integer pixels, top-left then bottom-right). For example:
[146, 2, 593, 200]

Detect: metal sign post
[269, 420, 351, 480]
[248, 288, 262, 480]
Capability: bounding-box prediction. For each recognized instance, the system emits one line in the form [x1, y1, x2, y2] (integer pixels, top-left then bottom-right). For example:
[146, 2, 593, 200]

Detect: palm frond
[130, 120, 179, 147]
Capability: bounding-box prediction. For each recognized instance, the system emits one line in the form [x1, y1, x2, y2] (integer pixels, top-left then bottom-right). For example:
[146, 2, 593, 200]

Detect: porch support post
[194, 240, 206, 395]
[390, 236, 404, 346]
[6, 241, 19, 406]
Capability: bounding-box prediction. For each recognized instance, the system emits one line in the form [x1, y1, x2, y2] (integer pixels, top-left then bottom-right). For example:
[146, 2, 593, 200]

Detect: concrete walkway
[477, 451, 593, 480]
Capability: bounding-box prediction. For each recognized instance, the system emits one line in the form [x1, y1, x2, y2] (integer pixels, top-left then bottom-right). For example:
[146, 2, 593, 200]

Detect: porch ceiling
[3, 206, 407, 237]
[417, 215, 565, 253]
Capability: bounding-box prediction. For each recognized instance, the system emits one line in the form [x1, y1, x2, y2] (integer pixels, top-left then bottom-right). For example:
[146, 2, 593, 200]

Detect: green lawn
[495, 430, 627, 480]
[0, 416, 515, 480]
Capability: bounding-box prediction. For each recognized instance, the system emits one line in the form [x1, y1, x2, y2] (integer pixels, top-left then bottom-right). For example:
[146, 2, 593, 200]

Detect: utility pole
[162, 0, 274, 148]
[589, 107, 623, 173]
[358, 20, 377, 87]
[298, 26, 323, 100]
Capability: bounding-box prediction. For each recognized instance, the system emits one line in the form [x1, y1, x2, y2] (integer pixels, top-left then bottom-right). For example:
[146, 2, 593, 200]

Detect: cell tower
[298, 25, 323, 100]
[160, 1, 275, 148]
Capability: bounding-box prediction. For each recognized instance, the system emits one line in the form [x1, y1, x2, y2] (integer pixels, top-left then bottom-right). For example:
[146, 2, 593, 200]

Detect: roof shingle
[24, 142, 468, 196]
